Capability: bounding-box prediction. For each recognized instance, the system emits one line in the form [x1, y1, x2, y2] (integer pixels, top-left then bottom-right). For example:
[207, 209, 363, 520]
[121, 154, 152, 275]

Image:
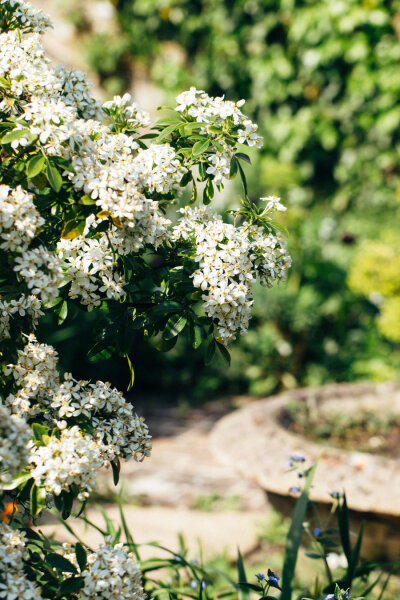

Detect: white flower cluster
[132, 144, 187, 194]
[1, 1, 180, 289]
[176, 87, 262, 185]
[0, 185, 44, 252]
[0, 522, 42, 599]
[30, 426, 103, 501]
[172, 204, 291, 343]
[0, 184, 61, 303]
[0, 403, 31, 483]
[102, 93, 151, 130]
[0, 0, 52, 33]
[77, 537, 145, 600]
[173, 207, 254, 342]
[0, 294, 43, 340]
[0, 30, 59, 113]
[55, 66, 102, 120]
[5, 334, 151, 496]
[66, 124, 176, 254]
[57, 222, 126, 310]
[13, 246, 62, 303]
[50, 375, 152, 462]
[5, 335, 59, 418]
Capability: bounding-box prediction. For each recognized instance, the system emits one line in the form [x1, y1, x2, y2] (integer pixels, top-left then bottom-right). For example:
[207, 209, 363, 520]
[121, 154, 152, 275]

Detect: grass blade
[281, 461, 318, 600]
[237, 547, 249, 600]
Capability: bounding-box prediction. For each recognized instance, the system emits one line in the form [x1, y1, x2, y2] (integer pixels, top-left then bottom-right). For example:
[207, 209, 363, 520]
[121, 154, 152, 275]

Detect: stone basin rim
[210, 381, 400, 519]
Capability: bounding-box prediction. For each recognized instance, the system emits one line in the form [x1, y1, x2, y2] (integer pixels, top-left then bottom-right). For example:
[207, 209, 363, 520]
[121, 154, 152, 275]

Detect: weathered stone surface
[41, 505, 265, 560]
[210, 382, 400, 559]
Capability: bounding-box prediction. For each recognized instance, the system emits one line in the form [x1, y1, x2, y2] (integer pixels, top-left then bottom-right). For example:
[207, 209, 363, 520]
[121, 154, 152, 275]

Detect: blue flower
[190, 580, 197, 589]
[289, 486, 300, 494]
[201, 581, 207, 589]
[313, 527, 322, 537]
[290, 454, 306, 462]
[267, 570, 280, 588]
[330, 491, 343, 500]
[325, 595, 334, 600]
[255, 572, 265, 580]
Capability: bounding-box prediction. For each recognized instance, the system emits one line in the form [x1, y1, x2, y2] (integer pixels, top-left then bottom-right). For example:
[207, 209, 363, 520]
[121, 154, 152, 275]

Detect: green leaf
[79, 194, 96, 205]
[154, 123, 180, 142]
[88, 346, 114, 362]
[46, 162, 63, 192]
[0, 471, 31, 491]
[47, 552, 77, 574]
[337, 494, 352, 564]
[190, 182, 198, 204]
[1, 128, 30, 144]
[26, 155, 45, 178]
[32, 423, 49, 442]
[59, 576, 84, 595]
[229, 157, 238, 178]
[203, 178, 214, 205]
[192, 139, 210, 156]
[154, 337, 178, 352]
[235, 152, 251, 164]
[204, 339, 216, 365]
[193, 325, 203, 349]
[345, 521, 364, 587]
[111, 457, 121, 486]
[180, 170, 193, 187]
[237, 548, 250, 600]
[125, 353, 135, 391]
[280, 461, 318, 600]
[61, 491, 74, 520]
[30, 484, 46, 517]
[208, 125, 222, 134]
[75, 543, 87, 572]
[60, 219, 85, 240]
[57, 301, 68, 325]
[237, 583, 262, 593]
[163, 314, 187, 340]
[0, 76, 10, 89]
[236, 160, 248, 196]
[216, 340, 231, 366]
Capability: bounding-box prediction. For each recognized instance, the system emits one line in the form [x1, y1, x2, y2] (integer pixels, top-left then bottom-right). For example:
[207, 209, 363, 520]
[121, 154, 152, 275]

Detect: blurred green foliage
[61, 0, 400, 401]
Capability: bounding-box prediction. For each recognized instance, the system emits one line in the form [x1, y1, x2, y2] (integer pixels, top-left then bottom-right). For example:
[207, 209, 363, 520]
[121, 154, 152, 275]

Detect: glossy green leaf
[192, 138, 210, 156]
[163, 314, 187, 340]
[46, 162, 62, 192]
[26, 155, 45, 178]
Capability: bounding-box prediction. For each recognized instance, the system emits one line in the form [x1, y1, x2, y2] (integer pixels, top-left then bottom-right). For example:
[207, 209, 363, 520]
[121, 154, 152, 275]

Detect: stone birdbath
[210, 382, 400, 560]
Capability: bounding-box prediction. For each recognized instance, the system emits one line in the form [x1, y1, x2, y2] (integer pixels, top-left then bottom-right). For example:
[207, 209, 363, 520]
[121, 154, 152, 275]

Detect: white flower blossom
[0, 522, 43, 599]
[57, 231, 125, 310]
[56, 65, 102, 120]
[30, 426, 103, 501]
[0, 185, 44, 252]
[0, 295, 42, 340]
[77, 537, 145, 600]
[5, 335, 59, 418]
[0, 403, 31, 483]
[0, 0, 52, 33]
[49, 376, 152, 462]
[0, 30, 59, 112]
[172, 205, 291, 343]
[13, 246, 62, 303]
[260, 195, 287, 212]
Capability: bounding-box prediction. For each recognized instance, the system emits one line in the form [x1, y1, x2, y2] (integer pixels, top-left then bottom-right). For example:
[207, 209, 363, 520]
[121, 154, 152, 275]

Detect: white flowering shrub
[0, 0, 290, 597]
